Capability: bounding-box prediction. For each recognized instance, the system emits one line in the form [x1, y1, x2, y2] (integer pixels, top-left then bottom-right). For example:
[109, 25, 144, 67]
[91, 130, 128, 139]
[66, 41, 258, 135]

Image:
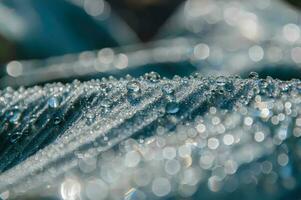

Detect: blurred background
[1, 0, 301, 88]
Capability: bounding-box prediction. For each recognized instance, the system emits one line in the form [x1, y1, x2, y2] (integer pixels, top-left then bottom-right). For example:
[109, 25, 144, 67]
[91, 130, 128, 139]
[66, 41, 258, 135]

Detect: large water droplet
[166, 102, 180, 114]
[85, 113, 96, 125]
[144, 72, 161, 83]
[249, 71, 259, 79]
[152, 177, 171, 197]
[162, 83, 174, 95]
[100, 99, 112, 113]
[6, 109, 21, 124]
[54, 117, 62, 125]
[48, 97, 60, 108]
[216, 76, 227, 86]
[126, 81, 141, 94]
[85, 179, 108, 200]
[60, 178, 81, 200]
[101, 99, 111, 108]
[127, 81, 142, 105]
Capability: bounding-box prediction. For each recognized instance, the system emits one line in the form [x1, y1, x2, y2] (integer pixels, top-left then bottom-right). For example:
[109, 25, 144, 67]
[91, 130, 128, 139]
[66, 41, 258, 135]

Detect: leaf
[0, 74, 301, 199]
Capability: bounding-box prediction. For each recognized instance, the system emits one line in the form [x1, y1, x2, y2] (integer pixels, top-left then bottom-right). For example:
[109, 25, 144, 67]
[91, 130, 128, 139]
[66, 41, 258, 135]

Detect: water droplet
[86, 113, 96, 125]
[126, 81, 141, 93]
[208, 137, 220, 150]
[101, 99, 111, 110]
[216, 76, 226, 86]
[125, 151, 141, 167]
[6, 109, 21, 124]
[144, 72, 160, 83]
[162, 83, 174, 95]
[165, 159, 181, 175]
[54, 117, 62, 125]
[127, 81, 141, 105]
[163, 146, 177, 160]
[277, 153, 289, 166]
[166, 102, 180, 114]
[48, 97, 60, 108]
[152, 177, 171, 197]
[223, 134, 234, 146]
[78, 157, 97, 173]
[249, 72, 259, 79]
[85, 179, 109, 200]
[254, 131, 265, 142]
[9, 132, 22, 143]
[60, 178, 81, 200]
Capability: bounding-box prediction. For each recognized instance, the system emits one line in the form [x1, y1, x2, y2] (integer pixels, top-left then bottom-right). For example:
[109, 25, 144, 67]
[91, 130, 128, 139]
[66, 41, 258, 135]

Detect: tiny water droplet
[249, 72, 259, 79]
[166, 102, 180, 114]
[216, 76, 226, 86]
[224, 82, 234, 92]
[8, 132, 22, 143]
[144, 72, 160, 83]
[6, 109, 21, 124]
[125, 74, 132, 80]
[60, 179, 81, 200]
[279, 83, 289, 92]
[127, 81, 141, 93]
[48, 97, 60, 108]
[101, 99, 111, 108]
[9, 132, 22, 143]
[218, 89, 224, 94]
[127, 81, 141, 105]
[86, 113, 96, 125]
[54, 117, 62, 125]
[162, 83, 174, 95]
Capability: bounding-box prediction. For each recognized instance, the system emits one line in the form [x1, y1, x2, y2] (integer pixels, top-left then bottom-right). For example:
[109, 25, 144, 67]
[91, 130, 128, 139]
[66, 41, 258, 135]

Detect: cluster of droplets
[56, 82, 301, 199]
[1, 73, 301, 199]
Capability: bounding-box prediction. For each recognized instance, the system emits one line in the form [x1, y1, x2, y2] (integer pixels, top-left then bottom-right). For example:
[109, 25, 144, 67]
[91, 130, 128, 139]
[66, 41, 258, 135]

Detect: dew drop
[86, 179, 110, 200]
[163, 146, 177, 160]
[144, 72, 161, 83]
[126, 81, 141, 93]
[208, 137, 220, 150]
[152, 177, 171, 197]
[78, 157, 97, 173]
[216, 76, 226, 86]
[60, 178, 81, 200]
[100, 99, 111, 113]
[165, 159, 181, 175]
[249, 72, 259, 79]
[48, 97, 60, 108]
[166, 102, 180, 114]
[162, 83, 174, 95]
[277, 153, 289, 166]
[101, 99, 111, 109]
[125, 151, 141, 167]
[54, 117, 62, 125]
[85, 113, 96, 125]
[7, 109, 21, 124]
